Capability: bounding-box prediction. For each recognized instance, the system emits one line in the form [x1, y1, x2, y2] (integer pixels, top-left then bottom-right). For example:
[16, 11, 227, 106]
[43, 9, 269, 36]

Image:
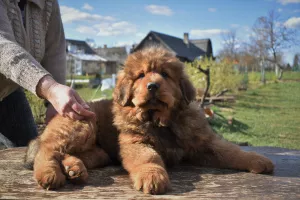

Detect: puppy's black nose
[147, 82, 160, 91]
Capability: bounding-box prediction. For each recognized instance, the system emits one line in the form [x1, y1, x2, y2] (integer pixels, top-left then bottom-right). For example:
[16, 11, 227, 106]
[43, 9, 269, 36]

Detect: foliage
[185, 57, 243, 95]
[210, 82, 300, 150]
[25, 90, 46, 124]
[247, 71, 277, 83]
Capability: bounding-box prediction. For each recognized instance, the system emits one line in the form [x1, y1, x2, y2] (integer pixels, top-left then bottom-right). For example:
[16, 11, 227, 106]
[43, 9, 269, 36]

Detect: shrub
[185, 58, 243, 95]
[25, 90, 46, 124]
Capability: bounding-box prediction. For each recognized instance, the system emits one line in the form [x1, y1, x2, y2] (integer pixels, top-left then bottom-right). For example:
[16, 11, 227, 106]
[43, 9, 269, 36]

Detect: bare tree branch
[251, 10, 299, 79]
[197, 65, 210, 108]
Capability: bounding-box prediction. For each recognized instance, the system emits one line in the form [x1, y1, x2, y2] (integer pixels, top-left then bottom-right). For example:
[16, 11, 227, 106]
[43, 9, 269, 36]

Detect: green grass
[66, 74, 112, 80]
[76, 88, 113, 101]
[210, 81, 300, 150]
[282, 71, 300, 80]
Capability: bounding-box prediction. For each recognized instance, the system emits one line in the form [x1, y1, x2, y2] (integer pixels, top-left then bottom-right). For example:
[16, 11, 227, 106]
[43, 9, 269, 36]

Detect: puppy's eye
[138, 73, 145, 79]
[161, 71, 168, 78]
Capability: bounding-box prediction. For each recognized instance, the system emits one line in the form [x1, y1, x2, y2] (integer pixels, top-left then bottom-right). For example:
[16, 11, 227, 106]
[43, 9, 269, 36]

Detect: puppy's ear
[113, 70, 133, 106]
[180, 74, 196, 104]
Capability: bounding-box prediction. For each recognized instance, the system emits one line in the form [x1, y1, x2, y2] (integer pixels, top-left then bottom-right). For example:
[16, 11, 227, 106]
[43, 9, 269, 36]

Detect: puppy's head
[114, 46, 195, 117]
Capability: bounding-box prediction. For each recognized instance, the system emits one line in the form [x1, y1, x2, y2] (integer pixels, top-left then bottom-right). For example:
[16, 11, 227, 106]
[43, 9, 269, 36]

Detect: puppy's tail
[23, 137, 40, 170]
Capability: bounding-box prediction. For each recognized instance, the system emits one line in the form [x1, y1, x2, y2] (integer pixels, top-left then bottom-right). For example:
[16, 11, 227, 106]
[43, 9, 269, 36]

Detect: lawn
[76, 88, 113, 101]
[210, 81, 300, 150]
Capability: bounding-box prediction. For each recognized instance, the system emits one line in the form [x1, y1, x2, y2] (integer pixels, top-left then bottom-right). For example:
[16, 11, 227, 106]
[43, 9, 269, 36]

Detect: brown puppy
[27, 100, 117, 189]
[26, 46, 274, 193]
[111, 46, 274, 194]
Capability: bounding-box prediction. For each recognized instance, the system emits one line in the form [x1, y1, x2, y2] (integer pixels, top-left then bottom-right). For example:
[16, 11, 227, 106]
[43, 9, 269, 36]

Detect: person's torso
[5, 0, 54, 62]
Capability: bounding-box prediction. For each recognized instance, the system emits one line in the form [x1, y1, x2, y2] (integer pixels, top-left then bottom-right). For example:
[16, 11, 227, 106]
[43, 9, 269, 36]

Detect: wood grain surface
[0, 146, 299, 200]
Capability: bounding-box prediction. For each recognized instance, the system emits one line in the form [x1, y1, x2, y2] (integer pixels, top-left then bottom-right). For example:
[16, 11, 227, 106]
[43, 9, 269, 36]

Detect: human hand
[37, 75, 95, 120]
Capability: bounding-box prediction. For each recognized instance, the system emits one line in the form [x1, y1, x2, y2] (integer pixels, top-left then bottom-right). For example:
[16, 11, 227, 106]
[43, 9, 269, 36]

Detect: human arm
[0, 1, 94, 120]
[0, 0, 49, 96]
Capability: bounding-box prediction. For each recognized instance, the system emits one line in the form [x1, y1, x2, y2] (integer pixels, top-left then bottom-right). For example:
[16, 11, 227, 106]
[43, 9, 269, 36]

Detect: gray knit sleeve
[41, 0, 66, 85]
[0, 0, 50, 96]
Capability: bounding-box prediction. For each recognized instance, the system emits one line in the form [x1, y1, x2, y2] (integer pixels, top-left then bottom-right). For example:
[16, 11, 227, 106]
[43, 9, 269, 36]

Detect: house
[66, 39, 118, 75]
[67, 53, 107, 75]
[132, 31, 213, 62]
[93, 45, 128, 72]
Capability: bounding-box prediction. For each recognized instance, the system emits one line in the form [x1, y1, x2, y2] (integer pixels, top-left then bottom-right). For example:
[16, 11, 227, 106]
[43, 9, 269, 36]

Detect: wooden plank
[0, 147, 299, 199]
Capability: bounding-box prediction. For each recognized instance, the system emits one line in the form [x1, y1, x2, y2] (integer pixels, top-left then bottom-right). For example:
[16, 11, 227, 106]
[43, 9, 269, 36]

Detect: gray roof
[66, 39, 96, 54]
[190, 39, 212, 56]
[94, 46, 128, 63]
[134, 31, 212, 61]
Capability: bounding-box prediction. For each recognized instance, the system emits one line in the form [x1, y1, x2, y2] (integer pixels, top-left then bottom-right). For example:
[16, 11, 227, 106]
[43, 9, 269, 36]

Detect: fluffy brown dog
[25, 46, 274, 194]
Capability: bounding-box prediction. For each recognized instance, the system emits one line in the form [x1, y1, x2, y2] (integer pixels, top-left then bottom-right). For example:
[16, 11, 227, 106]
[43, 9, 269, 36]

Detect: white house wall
[74, 59, 83, 75]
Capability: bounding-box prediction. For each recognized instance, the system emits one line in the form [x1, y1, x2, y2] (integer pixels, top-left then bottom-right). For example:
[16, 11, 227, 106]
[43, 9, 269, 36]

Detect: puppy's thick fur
[26, 46, 274, 194]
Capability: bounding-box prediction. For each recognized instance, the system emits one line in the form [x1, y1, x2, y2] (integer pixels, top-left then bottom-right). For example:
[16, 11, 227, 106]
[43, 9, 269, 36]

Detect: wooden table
[0, 146, 299, 199]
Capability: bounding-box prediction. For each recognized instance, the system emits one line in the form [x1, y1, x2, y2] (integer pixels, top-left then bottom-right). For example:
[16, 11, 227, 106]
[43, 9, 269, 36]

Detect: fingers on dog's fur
[130, 163, 171, 195]
[61, 154, 88, 184]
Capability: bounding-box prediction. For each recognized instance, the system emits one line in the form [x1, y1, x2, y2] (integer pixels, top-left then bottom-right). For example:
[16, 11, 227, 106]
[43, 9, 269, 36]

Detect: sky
[58, 0, 300, 64]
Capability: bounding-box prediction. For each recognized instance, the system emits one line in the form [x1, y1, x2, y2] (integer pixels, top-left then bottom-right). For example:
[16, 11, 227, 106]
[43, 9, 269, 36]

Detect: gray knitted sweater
[0, 0, 66, 101]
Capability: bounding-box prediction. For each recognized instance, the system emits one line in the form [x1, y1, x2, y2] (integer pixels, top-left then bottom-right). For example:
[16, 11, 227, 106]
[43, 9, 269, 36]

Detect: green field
[76, 88, 113, 101]
[210, 81, 300, 150]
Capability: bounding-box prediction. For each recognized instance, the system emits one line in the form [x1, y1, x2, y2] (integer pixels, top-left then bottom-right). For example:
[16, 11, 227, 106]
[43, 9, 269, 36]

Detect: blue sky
[58, 0, 300, 63]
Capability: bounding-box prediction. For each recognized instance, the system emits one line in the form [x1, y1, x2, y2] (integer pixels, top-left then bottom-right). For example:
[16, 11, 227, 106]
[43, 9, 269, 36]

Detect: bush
[185, 58, 243, 95]
[25, 90, 46, 124]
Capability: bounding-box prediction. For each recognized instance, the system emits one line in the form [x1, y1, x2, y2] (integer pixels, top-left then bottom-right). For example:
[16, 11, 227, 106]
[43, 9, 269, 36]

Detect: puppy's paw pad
[62, 157, 88, 183]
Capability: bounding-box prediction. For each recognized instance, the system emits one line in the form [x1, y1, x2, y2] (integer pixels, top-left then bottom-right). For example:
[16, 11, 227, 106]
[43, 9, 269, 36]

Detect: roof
[190, 39, 212, 55]
[94, 46, 128, 63]
[66, 39, 96, 54]
[134, 31, 212, 61]
[69, 53, 107, 62]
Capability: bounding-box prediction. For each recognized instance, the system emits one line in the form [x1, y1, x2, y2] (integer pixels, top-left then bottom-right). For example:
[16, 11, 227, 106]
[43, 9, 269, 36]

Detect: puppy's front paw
[34, 161, 66, 190]
[130, 163, 171, 195]
[247, 152, 274, 174]
[62, 155, 88, 184]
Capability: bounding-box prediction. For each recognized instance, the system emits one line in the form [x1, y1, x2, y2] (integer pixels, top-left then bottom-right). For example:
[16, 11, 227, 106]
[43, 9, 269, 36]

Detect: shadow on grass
[208, 111, 250, 137]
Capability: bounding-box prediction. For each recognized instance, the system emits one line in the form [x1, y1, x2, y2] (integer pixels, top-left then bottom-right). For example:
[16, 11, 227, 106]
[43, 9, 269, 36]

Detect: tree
[218, 29, 239, 62]
[293, 54, 300, 71]
[252, 10, 298, 80]
[238, 42, 260, 72]
[249, 25, 269, 84]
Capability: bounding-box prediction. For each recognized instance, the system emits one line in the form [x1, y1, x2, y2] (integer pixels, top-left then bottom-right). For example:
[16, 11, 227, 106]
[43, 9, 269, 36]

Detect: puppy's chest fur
[143, 125, 185, 167]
